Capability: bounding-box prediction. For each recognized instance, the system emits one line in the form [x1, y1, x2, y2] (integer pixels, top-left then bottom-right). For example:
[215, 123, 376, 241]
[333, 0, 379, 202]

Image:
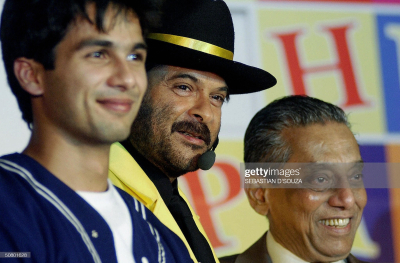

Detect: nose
[328, 187, 356, 210]
[187, 93, 213, 123]
[107, 58, 136, 90]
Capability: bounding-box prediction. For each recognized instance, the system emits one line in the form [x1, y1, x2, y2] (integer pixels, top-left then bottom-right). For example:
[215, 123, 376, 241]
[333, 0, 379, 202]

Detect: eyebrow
[303, 159, 364, 170]
[218, 86, 229, 93]
[353, 159, 364, 169]
[75, 39, 147, 51]
[167, 73, 229, 93]
[167, 73, 199, 83]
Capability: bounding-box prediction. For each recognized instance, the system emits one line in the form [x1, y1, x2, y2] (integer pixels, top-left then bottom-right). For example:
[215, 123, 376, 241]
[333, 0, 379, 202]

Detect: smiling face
[31, 3, 147, 145]
[265, 122, 367, 262]
[130, 65, 228, 178]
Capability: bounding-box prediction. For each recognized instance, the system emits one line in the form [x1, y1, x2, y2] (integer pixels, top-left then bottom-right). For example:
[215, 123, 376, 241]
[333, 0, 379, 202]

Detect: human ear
[14, 58, 45, 96]
[245, 187, 270, 216]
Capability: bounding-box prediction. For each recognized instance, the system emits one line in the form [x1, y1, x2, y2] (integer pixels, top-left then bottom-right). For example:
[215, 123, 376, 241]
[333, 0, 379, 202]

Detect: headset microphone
[198, 137, 219, 170]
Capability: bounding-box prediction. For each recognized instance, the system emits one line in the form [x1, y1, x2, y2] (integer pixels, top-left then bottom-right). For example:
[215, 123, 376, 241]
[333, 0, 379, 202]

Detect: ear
[14, 58, 45, 96]
[245, 187, 270, 216]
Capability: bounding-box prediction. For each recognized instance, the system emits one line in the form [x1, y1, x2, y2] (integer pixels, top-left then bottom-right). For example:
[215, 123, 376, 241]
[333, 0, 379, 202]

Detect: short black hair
[244, 95, 350, 163]
[1, 0, 161, 126]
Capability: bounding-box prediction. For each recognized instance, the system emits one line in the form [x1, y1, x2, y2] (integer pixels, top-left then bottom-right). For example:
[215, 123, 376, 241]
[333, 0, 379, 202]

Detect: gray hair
[244, 95, 350, 163]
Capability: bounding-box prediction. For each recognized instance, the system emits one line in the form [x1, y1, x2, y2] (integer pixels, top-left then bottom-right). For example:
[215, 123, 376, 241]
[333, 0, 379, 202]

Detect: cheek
[134, 69, 148, 95]
[43, 73, 78, 108]
[168, 100, 193, 120]
[355, 188, 367, 209]
[150, 100, 179, 127]
[274, 190, 322, 219]
[298, 191, 327, 218]
[210, 110, 222, 134]
[306, 192, 324, 202]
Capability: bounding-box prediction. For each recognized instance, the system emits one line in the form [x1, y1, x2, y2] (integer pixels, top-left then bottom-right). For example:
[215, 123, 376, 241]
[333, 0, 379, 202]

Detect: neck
[128, 138, 178, 183]
[268, 230, 347, 263]
[24, 128, 111, 192]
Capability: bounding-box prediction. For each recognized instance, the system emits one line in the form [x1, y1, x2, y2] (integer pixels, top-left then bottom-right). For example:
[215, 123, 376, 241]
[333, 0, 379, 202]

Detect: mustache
[171, 120, 211, 146]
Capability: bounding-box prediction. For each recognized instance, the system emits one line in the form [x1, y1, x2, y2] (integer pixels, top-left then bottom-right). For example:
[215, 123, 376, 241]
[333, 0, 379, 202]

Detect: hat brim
[146, 39, 277, 95]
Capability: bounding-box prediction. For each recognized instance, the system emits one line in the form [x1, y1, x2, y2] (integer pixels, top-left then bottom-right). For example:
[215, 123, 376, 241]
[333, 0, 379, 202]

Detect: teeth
[182, 132, 200, 139]
[319, 218, 350, 228]
[183, 132, 194, 137]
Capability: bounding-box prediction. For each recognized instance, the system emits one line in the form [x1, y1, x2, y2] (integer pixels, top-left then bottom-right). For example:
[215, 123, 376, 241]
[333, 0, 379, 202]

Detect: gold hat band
[147, 33, 234, 61]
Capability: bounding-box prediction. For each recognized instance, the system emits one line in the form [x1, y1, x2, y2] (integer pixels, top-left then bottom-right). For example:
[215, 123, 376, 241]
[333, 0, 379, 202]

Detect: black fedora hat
[145, 0, 277, 95]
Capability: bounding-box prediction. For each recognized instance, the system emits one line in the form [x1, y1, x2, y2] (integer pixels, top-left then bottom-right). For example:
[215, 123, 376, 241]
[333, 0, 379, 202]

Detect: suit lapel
[235, 232, 271, 263]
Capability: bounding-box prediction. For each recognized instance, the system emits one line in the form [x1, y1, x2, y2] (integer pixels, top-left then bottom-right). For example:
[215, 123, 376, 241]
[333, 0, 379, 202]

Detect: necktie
[168, 186, 216, 263]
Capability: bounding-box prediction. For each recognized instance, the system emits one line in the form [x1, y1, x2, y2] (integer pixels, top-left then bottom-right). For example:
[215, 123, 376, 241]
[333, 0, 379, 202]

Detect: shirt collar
[120, 140, 175, 206]
[267, 232, 346, 263]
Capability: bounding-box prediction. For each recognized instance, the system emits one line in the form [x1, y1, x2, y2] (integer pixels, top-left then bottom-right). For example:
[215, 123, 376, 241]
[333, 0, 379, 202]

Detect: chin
[98, 129, 131, 144]
[185, 153, 202, 170]
[166, 155, 200, 177]
[313, 247, 351, 262]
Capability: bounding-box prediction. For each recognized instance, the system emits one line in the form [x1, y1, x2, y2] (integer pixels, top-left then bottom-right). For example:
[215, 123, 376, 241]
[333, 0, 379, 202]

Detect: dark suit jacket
[219, 232, 368, 263]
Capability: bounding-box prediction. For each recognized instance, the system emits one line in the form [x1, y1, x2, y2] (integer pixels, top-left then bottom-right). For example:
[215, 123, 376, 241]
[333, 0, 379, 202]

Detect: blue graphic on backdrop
[377, 15, 400, 132]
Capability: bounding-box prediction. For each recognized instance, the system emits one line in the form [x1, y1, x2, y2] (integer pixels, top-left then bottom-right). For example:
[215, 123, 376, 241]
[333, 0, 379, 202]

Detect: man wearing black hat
[109, 0, 276, 262]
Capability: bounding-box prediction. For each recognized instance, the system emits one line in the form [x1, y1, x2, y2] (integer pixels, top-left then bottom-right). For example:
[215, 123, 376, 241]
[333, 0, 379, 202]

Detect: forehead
[282, 122, 361, 163]
[52, 3, 143, 59]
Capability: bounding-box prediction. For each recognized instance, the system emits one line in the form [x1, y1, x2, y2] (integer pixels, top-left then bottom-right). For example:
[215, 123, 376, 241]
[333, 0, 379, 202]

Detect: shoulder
[0, 154, 40, 203]
[0, 154, 57, 207]
[220, 232, 269, 263]
[0, 153, 66, 223]
[0, 155, 63, 261]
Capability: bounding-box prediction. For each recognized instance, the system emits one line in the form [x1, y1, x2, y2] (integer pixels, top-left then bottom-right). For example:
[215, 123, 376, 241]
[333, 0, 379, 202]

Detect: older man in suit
[221, 95, 368, 263]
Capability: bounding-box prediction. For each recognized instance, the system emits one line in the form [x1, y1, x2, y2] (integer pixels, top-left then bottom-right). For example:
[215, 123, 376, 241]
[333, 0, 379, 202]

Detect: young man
[0, 0, 192, 262]
[108, 0, 277, 262]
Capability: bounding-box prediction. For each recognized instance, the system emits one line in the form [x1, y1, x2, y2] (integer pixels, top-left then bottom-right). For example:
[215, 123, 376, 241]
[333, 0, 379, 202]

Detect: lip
[320, 216, 353, 220]
[318, 217, 353, 235]
[97, 98, 133, 113]
[177, 131, 205, 146]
